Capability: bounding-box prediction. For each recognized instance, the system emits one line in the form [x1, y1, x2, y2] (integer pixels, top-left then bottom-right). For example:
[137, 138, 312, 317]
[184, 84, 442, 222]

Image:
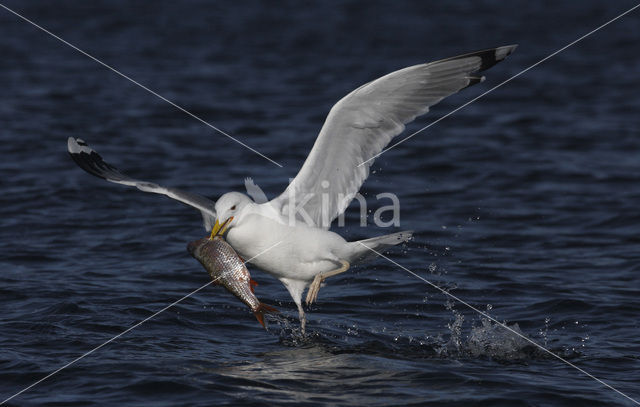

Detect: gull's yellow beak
[209, 217, 234, 239]
[209, 219, 221, 239]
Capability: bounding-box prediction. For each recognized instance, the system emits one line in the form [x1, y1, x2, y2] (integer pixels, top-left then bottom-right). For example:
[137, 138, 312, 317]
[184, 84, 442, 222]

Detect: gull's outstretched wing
[270, 45, 517, 228]
[67, 137, 217, 230]
[244, 177, 269, 204]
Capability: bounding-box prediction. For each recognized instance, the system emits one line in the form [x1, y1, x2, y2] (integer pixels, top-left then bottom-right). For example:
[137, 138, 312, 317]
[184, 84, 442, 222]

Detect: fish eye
[231, 205, 237, 210]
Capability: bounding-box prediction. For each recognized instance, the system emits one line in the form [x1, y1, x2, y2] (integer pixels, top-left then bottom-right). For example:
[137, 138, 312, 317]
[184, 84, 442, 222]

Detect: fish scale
[187, 236, 278, 328]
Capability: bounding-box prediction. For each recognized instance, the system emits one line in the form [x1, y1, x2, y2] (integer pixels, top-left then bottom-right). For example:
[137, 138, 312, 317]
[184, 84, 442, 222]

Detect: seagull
[68, 45, 517, 332]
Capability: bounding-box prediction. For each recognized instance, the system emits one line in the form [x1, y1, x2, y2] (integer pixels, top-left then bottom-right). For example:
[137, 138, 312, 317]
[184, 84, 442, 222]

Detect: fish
[187, 236, 278, 328]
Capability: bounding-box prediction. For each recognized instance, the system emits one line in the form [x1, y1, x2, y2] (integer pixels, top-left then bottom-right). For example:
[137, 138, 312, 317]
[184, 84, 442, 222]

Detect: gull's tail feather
[345, 230, 413, 264]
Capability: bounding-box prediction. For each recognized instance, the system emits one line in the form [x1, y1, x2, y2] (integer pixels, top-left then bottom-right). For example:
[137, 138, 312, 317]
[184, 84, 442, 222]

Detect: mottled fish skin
[188, 236, 278, 327]
[188, 236, 259, 310]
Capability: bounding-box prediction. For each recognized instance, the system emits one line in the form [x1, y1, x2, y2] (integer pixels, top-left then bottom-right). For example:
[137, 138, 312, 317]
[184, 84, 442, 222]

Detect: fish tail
[253, 303, 279, 328]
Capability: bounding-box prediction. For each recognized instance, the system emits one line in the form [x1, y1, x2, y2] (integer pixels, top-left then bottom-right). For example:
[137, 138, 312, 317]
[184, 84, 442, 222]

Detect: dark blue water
[2, 1, 639, 406]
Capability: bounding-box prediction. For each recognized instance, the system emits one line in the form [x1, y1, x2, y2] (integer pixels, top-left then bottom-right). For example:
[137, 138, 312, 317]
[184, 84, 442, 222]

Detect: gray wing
[270, 45, 517, 229]
[67, 137, 216, 230]
[244, 177, 268, 204]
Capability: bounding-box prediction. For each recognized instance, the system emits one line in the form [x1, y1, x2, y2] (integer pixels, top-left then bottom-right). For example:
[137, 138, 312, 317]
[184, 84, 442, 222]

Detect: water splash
[466, 318, 531, 360]
[435, 302, 550, 361]
[265, 312, 312, 346]
[439, 299, 465, 355]
[269, 300, 577, 364]
[538, 317, 551, 347]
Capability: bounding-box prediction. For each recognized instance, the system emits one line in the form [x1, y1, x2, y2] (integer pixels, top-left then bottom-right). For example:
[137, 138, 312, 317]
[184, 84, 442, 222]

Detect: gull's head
[210, 192, 253, 237]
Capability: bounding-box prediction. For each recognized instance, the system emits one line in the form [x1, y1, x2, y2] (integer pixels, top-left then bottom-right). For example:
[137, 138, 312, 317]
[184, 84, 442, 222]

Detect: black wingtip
[477, 44, 518, 72]
[447, 44, 518, 73]
[67, 137, 129, 182]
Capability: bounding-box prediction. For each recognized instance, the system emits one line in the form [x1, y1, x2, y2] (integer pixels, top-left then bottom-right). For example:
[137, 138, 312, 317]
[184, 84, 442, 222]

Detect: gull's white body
[224, 201, 353, 308]
[227, 212, 348, 282]
[68, 45, 517, 331]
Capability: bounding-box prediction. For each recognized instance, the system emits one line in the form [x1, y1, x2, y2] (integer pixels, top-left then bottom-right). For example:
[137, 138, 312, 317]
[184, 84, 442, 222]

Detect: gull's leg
[296, 301, 306, 334]
[280, 278, 307, 334]
[305, 260, 350, 305]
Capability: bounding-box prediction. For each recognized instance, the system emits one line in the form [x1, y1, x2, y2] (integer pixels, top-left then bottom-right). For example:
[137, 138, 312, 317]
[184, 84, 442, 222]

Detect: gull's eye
[230, 205, 237, 210]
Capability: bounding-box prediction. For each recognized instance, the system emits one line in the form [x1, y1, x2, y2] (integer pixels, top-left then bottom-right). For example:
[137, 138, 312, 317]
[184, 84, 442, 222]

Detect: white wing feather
[67, 137, 217, 230]
[270, 45, 517, 228]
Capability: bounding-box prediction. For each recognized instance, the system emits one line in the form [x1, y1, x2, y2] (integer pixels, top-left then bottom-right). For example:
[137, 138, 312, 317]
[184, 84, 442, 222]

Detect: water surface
[1, 1, 639, 406]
